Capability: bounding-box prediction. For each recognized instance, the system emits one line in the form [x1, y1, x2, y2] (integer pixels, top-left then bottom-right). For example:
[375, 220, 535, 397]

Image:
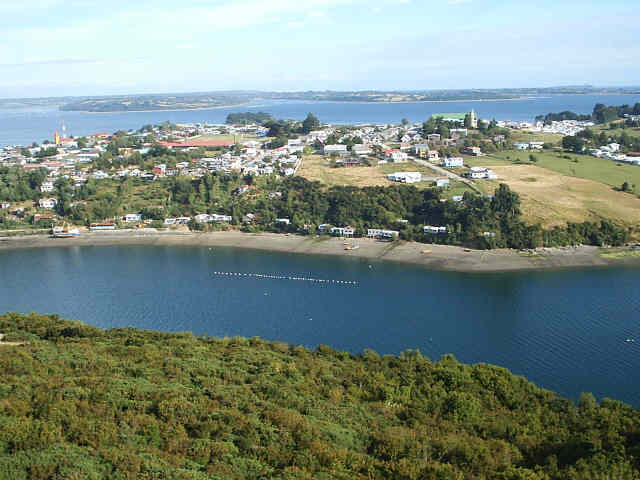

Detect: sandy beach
[1, 229, 639, 272]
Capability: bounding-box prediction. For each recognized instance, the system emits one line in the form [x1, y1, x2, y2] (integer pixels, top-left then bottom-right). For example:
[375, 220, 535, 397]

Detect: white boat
[52, 225, 80, 238]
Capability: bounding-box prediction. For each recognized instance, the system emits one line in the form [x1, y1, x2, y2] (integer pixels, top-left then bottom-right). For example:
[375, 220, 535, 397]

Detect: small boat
[345, 245, 360, 250]
[52, 224, 80, 238]
[90, 222, 116, 231]
[422, 249, 432, 254]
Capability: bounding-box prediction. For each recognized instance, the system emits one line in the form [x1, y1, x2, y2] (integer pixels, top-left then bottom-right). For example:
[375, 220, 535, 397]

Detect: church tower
[470, 109, 478, 129]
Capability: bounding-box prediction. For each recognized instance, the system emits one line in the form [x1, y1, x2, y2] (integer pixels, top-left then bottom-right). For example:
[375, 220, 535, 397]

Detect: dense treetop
[0, 313, 638, 479]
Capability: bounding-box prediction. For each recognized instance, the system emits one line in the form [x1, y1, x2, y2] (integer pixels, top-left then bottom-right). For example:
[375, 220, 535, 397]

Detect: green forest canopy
[0, 313, 639, 479]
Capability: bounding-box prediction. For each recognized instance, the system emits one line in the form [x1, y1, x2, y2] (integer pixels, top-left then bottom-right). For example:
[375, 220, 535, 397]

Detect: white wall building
[387, 172, 422, 184]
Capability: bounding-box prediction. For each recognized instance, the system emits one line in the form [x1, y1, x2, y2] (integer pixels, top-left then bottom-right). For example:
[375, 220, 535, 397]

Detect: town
[1, 103, 639, 248]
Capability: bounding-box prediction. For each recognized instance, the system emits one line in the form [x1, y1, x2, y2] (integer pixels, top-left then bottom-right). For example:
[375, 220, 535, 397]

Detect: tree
[401, 118, 409, 127]
[491, 184, 521, 218]
[562, 136, 585, 153]
[301, 113, 320, 134]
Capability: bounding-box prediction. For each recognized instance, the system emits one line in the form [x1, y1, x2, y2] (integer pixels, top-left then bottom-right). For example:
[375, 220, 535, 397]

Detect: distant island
[38, 86, 640, 112]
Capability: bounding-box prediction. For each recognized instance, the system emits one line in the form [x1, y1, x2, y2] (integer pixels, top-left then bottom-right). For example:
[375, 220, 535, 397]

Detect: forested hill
[0, 313, 639, 479]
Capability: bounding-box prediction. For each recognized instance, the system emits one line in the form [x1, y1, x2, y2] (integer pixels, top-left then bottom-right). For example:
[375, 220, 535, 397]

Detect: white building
[40, 181, 54, 193]
[324, 145, 348, 156]
[330, 226, 355, 237]
[124, 213, 142, 223]
[385, 150, 409, 162]
[39, 198, 57, 209]
[442, 157, 464, 168]
[367, 228, 399, 240]
[424, 226, 447, 234]
[467, 166, 498, 180]
[435, 178, 450, 188]
[275, 218, 290, 225]
[387, 172, 422, 184]
[353, 144, 372, 156]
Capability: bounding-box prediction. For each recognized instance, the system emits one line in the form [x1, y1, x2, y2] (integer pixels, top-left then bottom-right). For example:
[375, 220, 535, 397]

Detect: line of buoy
[211, 271, 358, 286]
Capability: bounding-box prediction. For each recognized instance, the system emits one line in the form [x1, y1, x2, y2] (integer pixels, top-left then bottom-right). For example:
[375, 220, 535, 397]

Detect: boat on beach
[90, 222, 116, 231]
[51, 224, 80, 238]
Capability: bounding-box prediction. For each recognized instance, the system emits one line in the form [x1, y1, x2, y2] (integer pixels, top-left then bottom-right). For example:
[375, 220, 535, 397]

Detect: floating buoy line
[211, 271, 358, 286]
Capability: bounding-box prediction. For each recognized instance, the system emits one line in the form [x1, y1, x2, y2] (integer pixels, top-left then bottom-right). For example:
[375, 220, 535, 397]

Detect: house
[268, 191, 282, 199]
[514, 143, 529, 150]
[463, 146, 482, 156]
[275, 218, 290, 225]
[452, 195, 463, 202]
[195, 214, 232, 223]
[324, 145, 348, 156]
[318, 224, 332, 234]
[413, 144, 430, 157]
[387, 172, 422, 184]
[0, 202, 10, 210]
[442, 157, 464, 168]
[607, 143, 621, 152]
[424, 226, 447, 234]
[427, 133, 441, 143]
[330, 226, 355, 237]
[164, 217, 191, 226]
[124, 213, 142, 223]
[340, 157, 362, 167]
[152, 164, 167, 176]
[39, 198, 57, 209]
[33, 213, 56, 223]
[352, 144, 372, 156]
[385, 149, 408, 162]
[367, 228, 399, 240]
[435, 178, 450, 188]
[242, 213, 256, 223]
[236, 185, 250, 195]
[40, 181, 54, 193]
[466, 166, 498, 179]
[92, 170, 109, 180]
[483, 232, 496, 238]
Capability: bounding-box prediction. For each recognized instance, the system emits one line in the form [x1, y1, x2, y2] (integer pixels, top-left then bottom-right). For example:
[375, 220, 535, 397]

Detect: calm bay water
[1, 245, 639, 406]
[1, 93, 640, 147]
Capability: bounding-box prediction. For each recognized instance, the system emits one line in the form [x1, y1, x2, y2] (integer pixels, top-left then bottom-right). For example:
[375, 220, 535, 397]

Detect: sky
[0, 0, 638, 98]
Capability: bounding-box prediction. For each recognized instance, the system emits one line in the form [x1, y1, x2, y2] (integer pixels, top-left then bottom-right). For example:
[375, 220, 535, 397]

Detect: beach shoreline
[1, 229, 639, 272]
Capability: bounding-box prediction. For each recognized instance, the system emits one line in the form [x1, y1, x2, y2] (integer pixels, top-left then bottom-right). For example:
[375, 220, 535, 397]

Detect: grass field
[508, 130, 564, 145]
[488, 151, 640, 192]
[297, 156, 435, 188]
[475, 164, 640, 228]
[297, 155, 478, 197]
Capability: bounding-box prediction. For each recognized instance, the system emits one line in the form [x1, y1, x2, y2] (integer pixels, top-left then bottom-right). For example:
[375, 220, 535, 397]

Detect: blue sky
[0, 0, 638, 98]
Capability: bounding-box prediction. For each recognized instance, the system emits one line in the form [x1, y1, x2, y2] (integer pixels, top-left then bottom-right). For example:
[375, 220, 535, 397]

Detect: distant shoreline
[1, 230, 638, 273]
[59, 102, 251, 114]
